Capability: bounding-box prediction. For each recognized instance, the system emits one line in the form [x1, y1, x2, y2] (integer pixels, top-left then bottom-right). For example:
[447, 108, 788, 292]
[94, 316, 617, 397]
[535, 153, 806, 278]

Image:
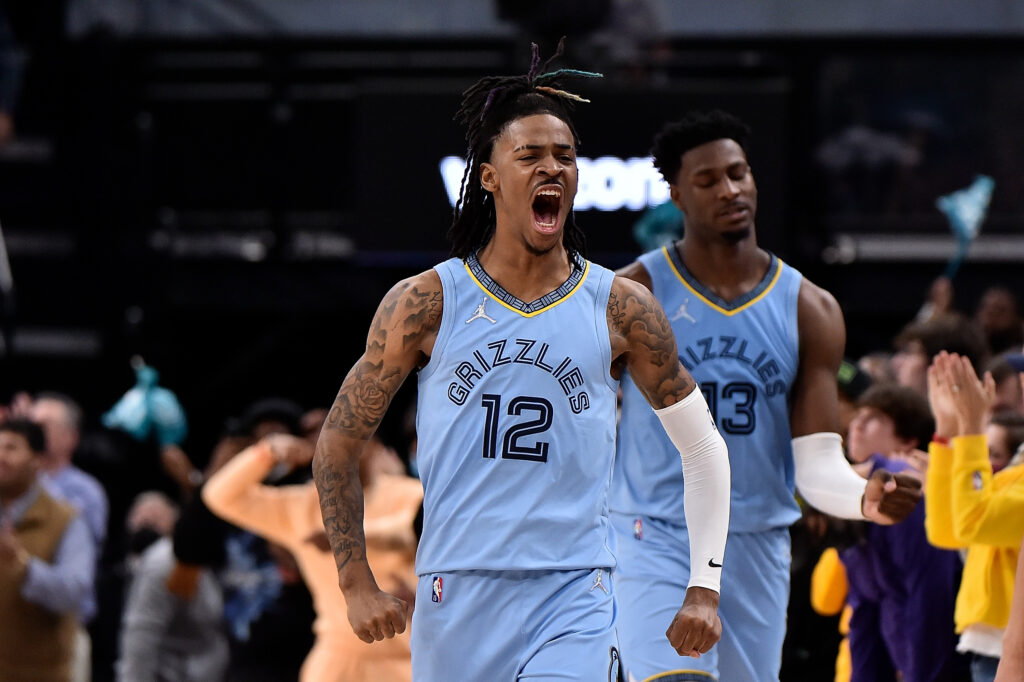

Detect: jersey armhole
[417, 261, 457, 381]
[785, 263, 803, 367]
[595, 265, 620, 393]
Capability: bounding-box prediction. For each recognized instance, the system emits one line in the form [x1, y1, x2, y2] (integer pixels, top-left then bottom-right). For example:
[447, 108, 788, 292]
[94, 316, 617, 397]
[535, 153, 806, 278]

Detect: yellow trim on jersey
[661, 246, 782, 316]
[643, 670, 716, 681]
[463, 259, 591, 318]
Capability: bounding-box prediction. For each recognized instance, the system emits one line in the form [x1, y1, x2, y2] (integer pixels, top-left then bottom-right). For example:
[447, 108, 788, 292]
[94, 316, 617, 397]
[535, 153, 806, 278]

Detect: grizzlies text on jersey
[415, 251, 618, 574]
[611, 245, 802, 532]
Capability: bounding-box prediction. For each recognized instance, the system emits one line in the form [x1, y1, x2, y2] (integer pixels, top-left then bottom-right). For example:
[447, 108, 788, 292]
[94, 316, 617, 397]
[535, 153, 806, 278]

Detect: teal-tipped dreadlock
[447, 37, 602, 260]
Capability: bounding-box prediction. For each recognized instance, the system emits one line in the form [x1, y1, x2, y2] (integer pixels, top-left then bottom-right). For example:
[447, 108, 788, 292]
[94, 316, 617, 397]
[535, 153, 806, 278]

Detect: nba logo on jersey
[431, 576, 443, 603]
[972, 471, 983, 490]
[633, 518, 643, 540]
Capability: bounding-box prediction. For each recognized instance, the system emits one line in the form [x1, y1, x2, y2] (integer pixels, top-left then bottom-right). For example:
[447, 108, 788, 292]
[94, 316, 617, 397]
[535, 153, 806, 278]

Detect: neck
[675, 233, 769, 299]
[0, 482, 33, 509]
[42, 455, 69, 474]
[476, 231, 572, 302]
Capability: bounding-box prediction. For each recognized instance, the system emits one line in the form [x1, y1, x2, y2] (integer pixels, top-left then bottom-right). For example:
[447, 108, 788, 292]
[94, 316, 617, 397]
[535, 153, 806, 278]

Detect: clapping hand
[946, 353, 995, 436]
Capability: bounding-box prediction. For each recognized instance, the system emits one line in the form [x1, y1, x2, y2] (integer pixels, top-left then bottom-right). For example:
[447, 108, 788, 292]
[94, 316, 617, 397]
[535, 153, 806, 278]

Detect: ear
[480, 162, 499, 194]
[669, 184, 686, 214]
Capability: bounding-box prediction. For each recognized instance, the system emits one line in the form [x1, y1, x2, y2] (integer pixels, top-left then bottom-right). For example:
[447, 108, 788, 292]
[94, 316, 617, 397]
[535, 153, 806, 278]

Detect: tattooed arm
[313, 269, 443, 644]
[607, 276, 730, 658]
[607, 276, 693, 404]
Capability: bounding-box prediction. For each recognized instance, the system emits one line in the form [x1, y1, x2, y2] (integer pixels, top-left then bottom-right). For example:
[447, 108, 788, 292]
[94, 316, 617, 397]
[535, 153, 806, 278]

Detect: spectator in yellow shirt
[925, 352, 1024, 682]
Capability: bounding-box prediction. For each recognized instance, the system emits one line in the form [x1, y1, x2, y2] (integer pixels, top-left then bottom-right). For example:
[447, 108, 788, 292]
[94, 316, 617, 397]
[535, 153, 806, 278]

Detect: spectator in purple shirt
[30, 393, 108, 557]
[841, 383, 968, 681]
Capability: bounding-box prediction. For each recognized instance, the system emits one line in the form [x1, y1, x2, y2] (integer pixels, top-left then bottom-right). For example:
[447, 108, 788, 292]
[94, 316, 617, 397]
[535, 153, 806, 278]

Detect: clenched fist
[346, 585, 410, 644]
[862, 469, 922, 525]
[666, 586, 721, 657]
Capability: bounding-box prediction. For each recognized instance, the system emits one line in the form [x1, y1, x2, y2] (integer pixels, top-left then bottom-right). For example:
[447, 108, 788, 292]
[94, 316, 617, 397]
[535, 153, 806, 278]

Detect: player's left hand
[666, 586, 721, 657]
[862, 469, 922, 525]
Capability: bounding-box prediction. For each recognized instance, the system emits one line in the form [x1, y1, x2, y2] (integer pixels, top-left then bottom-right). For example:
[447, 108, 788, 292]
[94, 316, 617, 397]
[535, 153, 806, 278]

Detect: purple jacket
[841, 455, 966, 682]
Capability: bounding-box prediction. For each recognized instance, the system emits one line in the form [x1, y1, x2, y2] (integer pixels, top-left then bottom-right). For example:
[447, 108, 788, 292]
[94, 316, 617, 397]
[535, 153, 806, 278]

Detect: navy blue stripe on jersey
[465, 250, 587, 315]
[665, 245, 782, 313]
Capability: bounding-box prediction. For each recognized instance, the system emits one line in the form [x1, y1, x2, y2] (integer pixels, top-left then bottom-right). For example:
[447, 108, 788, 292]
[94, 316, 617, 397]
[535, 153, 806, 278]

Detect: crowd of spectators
[0, 279, 1021, 682]
[794, 281, 1024, 682]
[0, 387, 420, 682]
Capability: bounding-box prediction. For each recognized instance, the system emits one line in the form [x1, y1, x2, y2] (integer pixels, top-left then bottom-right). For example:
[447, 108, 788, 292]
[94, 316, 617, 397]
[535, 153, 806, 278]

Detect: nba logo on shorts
[431, 576, 443, 603]
[633, 517, 643, 540]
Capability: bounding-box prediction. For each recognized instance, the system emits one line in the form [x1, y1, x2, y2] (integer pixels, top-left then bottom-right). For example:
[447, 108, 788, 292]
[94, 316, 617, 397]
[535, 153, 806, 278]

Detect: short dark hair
[895, 314, 990, 371]
[857, 384, 935, 451]
[987, 354, 1024, 386]
[0, 418, 47, 454]
[651, 110, 752, 185]
[240, 398, 304, 437]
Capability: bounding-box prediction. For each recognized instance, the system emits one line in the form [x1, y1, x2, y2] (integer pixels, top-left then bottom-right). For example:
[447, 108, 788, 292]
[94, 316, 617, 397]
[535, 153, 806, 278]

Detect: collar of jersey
[662, 245, 781, 316]
[464, 250, 589, 317]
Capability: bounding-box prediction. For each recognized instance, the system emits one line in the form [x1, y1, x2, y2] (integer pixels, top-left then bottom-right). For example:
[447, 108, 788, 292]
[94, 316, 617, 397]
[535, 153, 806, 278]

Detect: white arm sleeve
[654, 389, 731, 593]
[792, 432, 867, 520]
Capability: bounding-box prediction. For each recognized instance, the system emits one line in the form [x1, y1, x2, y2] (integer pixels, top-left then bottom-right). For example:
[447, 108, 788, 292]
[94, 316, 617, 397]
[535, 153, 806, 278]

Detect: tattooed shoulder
[368, 270, 444, 357]
[404, 270, 444, 338]
[607, 276, 672, 340]
[608, 276, 693, 405]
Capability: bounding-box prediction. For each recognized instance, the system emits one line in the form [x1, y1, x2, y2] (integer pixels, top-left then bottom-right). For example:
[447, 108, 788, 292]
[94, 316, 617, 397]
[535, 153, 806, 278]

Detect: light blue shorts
[610, 512, 791, 682]
[411, 568, 621, 682]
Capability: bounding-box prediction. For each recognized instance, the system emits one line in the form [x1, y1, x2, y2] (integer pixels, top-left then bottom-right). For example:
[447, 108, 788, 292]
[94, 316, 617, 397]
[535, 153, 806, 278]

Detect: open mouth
[532, 186, 563, 233]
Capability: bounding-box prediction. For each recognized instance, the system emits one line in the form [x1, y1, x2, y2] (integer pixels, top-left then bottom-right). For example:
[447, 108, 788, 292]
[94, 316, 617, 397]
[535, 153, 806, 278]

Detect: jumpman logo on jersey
[466, 297, 497, 324]
[670, 298, 696, 323]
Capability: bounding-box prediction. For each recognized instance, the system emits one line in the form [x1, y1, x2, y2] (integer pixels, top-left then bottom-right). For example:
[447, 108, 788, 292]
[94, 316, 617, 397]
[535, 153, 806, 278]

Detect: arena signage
[439, 156, 672, 212]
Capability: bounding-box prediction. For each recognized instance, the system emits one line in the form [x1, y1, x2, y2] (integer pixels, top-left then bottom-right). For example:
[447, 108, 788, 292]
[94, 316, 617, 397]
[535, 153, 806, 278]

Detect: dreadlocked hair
[448, 37, 602, 260]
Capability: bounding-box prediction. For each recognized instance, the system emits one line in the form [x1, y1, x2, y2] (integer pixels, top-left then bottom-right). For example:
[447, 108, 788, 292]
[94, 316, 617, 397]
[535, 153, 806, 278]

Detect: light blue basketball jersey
[415, 252, 619, 574]
[610, 246, 802, 533]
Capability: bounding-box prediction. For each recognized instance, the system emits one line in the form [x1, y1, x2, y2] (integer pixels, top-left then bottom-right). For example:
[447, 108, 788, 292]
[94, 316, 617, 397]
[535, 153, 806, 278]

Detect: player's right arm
[607, 275, 730, 658]
[790, 280, 921, 524]
[313, 269, 442, 643]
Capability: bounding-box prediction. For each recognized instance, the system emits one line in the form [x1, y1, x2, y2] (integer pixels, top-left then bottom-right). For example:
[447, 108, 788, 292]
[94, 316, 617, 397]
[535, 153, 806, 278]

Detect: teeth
[538, 189, 561, 196]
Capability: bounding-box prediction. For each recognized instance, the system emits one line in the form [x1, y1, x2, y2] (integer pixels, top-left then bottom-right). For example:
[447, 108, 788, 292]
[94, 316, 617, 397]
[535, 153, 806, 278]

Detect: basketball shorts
[411, 567, 622, 681]
[610, 512, 791, 682]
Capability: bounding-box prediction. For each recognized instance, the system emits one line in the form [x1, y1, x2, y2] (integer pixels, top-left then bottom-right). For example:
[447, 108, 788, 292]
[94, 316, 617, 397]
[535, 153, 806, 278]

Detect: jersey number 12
[480, 394, 552, 462]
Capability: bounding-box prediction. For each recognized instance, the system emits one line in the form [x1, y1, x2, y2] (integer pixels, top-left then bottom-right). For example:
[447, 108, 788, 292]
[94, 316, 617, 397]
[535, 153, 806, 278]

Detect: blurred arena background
[3, 0, 1023, 447]
[2, 2, 1024, 680]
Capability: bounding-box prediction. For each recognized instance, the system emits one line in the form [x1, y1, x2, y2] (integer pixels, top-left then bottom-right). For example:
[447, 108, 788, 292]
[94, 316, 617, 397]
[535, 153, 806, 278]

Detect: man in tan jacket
[0, 419, 95, 682]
